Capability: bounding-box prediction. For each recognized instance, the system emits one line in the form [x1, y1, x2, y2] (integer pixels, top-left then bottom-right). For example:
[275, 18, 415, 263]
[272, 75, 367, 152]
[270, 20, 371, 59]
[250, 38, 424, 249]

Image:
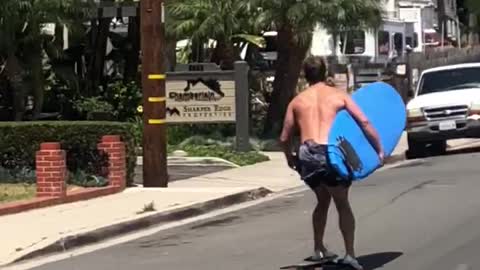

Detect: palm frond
[232, 34, 266, 48]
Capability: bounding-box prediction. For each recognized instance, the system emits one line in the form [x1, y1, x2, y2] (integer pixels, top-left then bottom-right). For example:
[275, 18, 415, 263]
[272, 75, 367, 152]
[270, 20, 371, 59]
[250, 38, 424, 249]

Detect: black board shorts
[295, 140, 352, 189]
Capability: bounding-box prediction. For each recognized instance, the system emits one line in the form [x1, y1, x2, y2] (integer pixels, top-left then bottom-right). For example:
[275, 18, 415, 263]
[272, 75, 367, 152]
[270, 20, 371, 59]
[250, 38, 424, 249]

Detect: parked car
[405, 63, 480, 159]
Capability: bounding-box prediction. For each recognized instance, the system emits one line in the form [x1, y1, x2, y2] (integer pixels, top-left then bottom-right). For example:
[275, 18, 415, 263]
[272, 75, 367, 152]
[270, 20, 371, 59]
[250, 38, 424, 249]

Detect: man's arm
[344, 95, 385, 163]
[279, 102, 296, 169]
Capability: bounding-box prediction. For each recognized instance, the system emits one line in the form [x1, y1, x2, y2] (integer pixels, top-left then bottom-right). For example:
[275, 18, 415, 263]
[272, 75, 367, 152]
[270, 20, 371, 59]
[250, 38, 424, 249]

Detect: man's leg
[326, 184, 356, 257]
[312, 184, 331, 253]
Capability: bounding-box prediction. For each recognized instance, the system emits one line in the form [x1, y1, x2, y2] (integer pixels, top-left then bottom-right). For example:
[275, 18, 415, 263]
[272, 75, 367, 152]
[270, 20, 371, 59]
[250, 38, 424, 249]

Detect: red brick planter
[35, 142, 67, 198]
[0, 135, 127, 217]
[98, 135, 127, 189]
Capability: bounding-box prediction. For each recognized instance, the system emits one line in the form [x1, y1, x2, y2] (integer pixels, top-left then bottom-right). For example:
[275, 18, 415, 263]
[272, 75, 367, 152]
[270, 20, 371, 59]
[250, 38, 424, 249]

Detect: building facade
[398, 0, 460, 49]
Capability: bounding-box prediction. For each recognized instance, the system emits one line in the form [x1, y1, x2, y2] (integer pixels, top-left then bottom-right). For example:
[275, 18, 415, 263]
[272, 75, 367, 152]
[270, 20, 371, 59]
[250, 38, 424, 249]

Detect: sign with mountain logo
[166, 78, 236, 123]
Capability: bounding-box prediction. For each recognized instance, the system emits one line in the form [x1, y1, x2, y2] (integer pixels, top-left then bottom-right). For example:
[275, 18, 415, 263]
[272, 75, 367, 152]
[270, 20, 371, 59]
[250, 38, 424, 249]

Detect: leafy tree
[0, 0, 93, 120]
[166, 0, 265, 70]
[253, 0, 383, 136]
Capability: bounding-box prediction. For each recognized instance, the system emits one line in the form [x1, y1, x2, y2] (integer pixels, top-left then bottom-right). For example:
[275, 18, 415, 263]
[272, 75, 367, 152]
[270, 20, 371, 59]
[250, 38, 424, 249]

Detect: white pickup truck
[406, 63, 480, 159]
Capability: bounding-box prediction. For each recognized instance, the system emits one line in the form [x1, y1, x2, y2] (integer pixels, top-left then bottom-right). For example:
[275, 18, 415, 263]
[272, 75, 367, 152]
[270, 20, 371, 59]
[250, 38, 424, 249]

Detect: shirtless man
[279, 56, 384, 270]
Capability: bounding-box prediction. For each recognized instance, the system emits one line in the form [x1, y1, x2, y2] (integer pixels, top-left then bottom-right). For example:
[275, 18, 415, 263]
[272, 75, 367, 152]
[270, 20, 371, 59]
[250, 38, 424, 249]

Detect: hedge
[0, 121, 137, 186]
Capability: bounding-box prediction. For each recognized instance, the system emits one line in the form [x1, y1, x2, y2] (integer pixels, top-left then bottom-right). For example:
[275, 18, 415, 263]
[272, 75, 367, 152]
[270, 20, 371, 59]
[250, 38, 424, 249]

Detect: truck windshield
[418, 67, 480, 95]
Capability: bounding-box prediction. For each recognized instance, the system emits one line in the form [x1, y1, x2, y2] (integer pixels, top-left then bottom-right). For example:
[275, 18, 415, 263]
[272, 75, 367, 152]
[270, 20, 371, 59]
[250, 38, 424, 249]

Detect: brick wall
[34, 135, 127, 199]
[35, 142, 67, 198]
[97, 135, 127, 189]
[0, 136, 128, 216]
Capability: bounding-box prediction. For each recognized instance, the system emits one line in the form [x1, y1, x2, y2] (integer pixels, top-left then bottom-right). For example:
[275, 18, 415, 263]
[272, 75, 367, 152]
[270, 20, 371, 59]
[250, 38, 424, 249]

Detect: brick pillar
[98, 135, 126, 189]
[35, 142, 67, 198]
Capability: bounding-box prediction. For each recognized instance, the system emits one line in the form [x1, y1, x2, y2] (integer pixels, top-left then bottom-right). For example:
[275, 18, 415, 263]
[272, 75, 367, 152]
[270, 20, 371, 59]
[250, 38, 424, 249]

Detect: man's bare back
[288, 83, 346, 144]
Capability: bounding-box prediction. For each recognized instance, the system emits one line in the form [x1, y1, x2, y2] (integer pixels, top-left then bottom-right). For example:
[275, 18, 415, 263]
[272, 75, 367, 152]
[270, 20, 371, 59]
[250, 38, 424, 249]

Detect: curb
[8, 187, 272, 266]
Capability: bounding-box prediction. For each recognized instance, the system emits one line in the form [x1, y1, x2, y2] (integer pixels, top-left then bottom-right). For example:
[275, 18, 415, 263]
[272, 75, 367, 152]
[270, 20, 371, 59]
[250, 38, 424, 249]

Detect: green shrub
[102, 81, 143, 121]
[0, 121, 137, 186]
[73, 96, 116, 120]
[167, 124, 236, 145]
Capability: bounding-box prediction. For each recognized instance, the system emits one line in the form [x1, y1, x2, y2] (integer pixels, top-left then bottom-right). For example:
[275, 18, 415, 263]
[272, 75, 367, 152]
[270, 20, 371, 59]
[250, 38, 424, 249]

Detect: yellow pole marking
[148, 74, 166, 80]
[148, 97, 166, 102]
[148, 119, 166, 125]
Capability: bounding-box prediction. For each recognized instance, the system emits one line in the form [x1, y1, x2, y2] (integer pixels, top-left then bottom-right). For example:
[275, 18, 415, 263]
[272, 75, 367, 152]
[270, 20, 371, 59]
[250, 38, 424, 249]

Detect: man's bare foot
[341, 255, 363, 270]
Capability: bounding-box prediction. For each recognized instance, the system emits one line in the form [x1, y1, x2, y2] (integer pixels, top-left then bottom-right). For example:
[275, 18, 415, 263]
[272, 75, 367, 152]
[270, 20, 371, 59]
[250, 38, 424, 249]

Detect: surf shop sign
[165, 62, 250, 151]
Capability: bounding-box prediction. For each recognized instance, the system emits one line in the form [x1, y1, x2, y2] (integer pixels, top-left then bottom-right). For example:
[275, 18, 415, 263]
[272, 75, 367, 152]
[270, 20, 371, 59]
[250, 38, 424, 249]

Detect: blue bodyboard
[327, 82, 406, 181]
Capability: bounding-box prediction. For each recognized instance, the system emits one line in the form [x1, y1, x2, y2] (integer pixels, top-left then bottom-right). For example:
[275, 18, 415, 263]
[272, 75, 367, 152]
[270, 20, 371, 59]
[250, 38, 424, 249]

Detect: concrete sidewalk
[0, 135, 478, 267]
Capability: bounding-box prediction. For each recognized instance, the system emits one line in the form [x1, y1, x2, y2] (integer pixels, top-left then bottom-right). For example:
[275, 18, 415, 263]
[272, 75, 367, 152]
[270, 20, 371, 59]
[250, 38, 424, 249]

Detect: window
[339, 30, 366, 54]
[378, 31, 390, 55]
[406, 33, 419, 49]
[418, 67, 480, 95]
[394, 33, 403, 56]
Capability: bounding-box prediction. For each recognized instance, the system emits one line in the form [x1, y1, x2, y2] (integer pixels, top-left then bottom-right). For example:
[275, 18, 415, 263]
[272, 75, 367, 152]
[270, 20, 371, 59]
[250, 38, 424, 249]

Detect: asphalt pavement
[27, 150, 480, 270]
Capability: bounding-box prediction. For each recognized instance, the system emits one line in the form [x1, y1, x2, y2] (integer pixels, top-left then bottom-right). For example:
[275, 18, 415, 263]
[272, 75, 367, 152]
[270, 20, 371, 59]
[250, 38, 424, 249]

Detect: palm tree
[253, 0, 383, 137]
[166, 0, 265, 70]
[0, 0, 35, 120]
[0, 0, 93, 120]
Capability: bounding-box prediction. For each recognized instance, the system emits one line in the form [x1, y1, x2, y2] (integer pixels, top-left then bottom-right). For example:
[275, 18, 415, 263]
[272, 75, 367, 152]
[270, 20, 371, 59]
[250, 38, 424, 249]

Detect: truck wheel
[406, 138, 427, 159]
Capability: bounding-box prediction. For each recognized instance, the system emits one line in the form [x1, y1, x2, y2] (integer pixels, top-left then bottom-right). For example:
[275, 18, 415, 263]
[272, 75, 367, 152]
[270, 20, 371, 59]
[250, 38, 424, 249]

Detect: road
[28, 150, 480, 270]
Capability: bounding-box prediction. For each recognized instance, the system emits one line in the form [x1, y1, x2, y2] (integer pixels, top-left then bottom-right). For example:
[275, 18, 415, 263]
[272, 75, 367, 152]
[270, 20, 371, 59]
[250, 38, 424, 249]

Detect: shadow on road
[356, 251, 403, 270]
[408, 145, 480, 161]
[320, 252, 403, 270]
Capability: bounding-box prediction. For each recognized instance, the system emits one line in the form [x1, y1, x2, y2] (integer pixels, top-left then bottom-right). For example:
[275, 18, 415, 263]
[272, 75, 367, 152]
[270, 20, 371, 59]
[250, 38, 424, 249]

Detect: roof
[422, 63, 480, 74]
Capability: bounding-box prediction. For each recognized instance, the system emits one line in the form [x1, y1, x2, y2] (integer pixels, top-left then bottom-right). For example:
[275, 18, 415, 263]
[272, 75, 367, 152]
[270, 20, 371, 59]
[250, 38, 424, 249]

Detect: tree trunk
[165, 38, 177, 72]
[86, 17, 112, 96]
[330, 32, 338, 56]
[210, 39, 235, 70]
[263, 26, 311, 137]
[31, 42, 44, 119]
[190, 38, 205, 63]
[437, 0, 446, 46]
[6, 53, 27, 121]
[124, 16, 140, 83]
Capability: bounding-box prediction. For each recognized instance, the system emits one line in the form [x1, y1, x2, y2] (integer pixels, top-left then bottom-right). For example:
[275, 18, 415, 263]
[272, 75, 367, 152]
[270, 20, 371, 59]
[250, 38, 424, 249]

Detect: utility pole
[140, 0, 168, 187]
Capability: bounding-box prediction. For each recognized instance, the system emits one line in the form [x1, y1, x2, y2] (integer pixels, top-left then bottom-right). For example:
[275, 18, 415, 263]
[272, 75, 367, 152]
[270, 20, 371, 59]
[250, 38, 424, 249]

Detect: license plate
[439, 121, 456, 131]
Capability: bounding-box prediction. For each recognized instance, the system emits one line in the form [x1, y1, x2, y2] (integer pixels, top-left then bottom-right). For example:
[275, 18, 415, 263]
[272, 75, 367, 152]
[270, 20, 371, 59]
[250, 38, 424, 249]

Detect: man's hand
[287, 153, 298, 170]
[378, 151, 385, 166]
[344, 95, 385, 166]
